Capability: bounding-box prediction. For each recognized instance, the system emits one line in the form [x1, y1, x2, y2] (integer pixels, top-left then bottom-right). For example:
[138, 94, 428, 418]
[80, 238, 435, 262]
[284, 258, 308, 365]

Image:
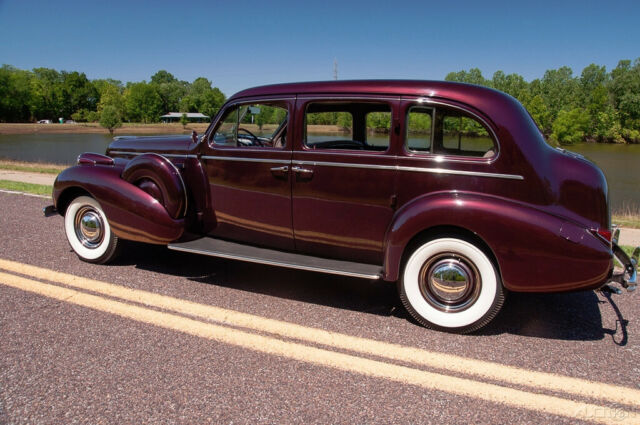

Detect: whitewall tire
[64, 196, 120, 264]
[399, 237, 504, 333]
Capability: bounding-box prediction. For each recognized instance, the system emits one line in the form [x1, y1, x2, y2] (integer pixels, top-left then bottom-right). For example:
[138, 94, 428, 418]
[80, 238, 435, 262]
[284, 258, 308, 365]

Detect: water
[0, 133, 114, 164]
[0, 133, 638, 210]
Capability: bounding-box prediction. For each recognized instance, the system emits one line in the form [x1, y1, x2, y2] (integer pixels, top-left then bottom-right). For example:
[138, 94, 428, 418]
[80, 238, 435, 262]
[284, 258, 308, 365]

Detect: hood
[106, 135, 194, 156]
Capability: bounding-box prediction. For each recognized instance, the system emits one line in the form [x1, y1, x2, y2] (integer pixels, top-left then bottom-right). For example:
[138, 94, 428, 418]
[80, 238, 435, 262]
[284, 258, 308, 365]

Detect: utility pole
[333, 58, 338, 80]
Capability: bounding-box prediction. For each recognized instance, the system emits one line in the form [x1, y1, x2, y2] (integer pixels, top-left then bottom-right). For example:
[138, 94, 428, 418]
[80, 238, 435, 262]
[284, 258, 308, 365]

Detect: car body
[47, 80, 639, 333]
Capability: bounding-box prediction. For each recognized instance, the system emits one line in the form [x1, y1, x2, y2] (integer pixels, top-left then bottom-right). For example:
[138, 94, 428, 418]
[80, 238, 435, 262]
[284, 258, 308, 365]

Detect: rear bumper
[603, 237, 638, 294]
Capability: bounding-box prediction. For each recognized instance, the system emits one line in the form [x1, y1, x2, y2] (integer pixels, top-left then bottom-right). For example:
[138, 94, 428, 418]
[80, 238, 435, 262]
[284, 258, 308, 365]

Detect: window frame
[402, 99, 500, 162]
[301, 99, 394, 154]
[405, 105, 436, 154]
[207, 97, 292, 150]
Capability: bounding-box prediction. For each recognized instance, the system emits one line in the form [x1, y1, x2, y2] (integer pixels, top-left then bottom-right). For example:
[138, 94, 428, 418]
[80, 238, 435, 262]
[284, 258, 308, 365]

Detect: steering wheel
[237, 127, 263, 146]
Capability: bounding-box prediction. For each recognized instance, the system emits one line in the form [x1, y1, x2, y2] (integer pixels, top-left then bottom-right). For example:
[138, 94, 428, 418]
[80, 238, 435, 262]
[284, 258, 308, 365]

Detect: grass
[0, 159, 64, 174]
[612, 204, 640, 229]
[0, 180, 52, 196]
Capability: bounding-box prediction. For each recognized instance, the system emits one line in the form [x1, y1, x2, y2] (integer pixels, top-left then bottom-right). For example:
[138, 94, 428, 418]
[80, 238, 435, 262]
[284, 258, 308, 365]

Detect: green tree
[551, 108, 589, 144]
[180, 113, 188, 129]
[150, 70, 188, 113]
[97, 83, 125, 118]
[123, 82, 163, 123]
[99, 105, 122, 135]
[610, 59, 640, 133]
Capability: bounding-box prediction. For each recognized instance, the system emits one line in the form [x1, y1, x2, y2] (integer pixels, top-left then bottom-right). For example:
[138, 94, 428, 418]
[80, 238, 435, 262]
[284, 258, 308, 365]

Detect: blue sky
[1, 0, 638, 96]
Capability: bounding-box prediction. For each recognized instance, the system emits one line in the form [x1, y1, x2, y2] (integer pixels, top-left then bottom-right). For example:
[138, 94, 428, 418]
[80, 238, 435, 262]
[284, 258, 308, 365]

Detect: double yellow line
[0, 258, 638, 424]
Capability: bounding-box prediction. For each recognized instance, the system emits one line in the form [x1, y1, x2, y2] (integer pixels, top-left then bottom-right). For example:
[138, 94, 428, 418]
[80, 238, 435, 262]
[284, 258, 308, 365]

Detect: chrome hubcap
[419, 253, 481, 312]
[74, 206, 104, 249]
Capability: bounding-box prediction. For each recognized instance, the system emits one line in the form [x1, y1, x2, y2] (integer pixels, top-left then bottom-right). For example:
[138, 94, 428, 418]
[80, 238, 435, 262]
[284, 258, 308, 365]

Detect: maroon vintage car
[45, 80, 638, 333]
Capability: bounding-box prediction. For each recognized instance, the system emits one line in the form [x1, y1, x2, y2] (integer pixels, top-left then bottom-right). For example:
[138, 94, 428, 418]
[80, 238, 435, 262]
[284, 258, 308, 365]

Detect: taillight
[591, 228, 612, 245]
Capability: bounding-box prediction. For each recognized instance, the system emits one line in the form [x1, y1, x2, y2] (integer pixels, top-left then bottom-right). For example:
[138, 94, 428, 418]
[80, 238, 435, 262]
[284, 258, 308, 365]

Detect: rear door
[291, 96, 399, 265]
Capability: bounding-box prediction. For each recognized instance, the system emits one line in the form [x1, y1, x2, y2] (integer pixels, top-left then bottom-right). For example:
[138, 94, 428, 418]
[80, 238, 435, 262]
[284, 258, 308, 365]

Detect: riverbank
[0, 123, 349, 135]
[0, 123, 211, 135]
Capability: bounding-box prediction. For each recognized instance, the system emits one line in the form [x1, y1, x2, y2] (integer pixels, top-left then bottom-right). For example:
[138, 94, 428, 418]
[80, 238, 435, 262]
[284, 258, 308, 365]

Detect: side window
[438, 112, 494, 157]
[405, 105, 495, 158]
[406, 107, 433, 152]
[212, 102, 288, 148]
[304, 102, 391, 151]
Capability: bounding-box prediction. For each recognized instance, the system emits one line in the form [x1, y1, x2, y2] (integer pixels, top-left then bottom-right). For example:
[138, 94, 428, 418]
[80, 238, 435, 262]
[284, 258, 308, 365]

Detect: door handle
[292, 165, 314, 180]
[270, 165, 289, 177]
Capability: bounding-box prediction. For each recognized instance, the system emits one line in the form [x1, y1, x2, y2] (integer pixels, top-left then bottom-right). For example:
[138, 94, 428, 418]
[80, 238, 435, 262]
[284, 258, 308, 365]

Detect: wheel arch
[55, 186, 93, 216]
[398, 225, 502, 284]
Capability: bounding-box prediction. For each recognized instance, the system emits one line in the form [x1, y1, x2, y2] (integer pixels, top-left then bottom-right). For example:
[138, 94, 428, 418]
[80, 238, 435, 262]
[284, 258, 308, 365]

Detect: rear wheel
[64, 196, 120, 264]
[399, 237, 504, 333]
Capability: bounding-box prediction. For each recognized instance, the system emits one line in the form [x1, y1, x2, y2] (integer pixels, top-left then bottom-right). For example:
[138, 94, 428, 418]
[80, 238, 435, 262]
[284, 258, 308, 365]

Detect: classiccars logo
[574, 406, 636, 422]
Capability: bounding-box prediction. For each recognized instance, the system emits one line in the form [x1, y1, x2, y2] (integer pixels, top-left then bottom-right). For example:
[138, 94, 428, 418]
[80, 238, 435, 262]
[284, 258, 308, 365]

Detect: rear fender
[54, 164, 184, 244]
[383, 191, 612, 292]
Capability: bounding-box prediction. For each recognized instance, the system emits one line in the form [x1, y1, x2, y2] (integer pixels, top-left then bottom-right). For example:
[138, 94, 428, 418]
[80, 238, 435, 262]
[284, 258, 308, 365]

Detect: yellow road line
[0, 271, 636, 425]
[1, 258, 639, 409]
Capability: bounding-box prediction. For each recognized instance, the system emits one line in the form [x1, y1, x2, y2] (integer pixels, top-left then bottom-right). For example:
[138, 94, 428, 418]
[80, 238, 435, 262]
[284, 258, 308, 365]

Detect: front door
[202, 98, 294, 251]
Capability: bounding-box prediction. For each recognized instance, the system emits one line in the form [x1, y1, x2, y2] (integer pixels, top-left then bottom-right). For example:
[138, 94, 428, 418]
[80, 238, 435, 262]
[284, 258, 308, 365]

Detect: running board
[168, 237, 383, 280]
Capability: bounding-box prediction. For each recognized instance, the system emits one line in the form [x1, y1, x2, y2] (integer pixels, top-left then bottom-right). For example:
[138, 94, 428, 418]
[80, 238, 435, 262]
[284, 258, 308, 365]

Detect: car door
[202, 97, 294, 251]
[291, 96, 400, 265]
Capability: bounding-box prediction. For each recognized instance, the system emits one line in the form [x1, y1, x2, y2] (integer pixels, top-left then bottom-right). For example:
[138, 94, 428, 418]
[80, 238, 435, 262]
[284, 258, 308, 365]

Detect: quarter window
[305, 102, 391, 151]
[212, 102, 288, 148]
[405, 105, 495, 158]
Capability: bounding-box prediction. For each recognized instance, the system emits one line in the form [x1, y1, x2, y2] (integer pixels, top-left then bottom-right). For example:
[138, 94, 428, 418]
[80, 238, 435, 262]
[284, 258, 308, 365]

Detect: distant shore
[0, 123, 348, 135]
[0, 123, 211, 135]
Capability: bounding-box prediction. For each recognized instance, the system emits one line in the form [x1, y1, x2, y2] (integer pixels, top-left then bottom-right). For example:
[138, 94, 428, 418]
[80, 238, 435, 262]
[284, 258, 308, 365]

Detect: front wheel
[64, 196, 121, 264]
[399, 237, 504, 333]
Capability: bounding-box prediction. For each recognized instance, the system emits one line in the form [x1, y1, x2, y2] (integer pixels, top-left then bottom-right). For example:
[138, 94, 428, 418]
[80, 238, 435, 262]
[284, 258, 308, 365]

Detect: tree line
[445, 59, 640, 144]
[2, 59, 640, 144]
[0, 66, 226, 127]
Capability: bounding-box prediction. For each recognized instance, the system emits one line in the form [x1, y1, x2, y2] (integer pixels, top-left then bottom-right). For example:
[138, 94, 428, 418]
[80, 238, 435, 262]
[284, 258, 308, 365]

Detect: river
[0, 133, 637, 211]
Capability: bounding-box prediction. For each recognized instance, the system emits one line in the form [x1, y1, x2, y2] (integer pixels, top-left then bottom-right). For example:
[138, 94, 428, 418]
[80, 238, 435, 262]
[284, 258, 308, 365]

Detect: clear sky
[1, 0, 638, 97]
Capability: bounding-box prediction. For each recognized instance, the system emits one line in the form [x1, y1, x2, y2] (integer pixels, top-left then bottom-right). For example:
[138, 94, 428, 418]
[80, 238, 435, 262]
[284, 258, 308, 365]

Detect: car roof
[229, 80, 513, 107]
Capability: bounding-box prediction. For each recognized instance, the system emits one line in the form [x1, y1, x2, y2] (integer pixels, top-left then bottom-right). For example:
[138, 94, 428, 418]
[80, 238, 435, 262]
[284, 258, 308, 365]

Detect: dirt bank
[0, 123, 211, 135]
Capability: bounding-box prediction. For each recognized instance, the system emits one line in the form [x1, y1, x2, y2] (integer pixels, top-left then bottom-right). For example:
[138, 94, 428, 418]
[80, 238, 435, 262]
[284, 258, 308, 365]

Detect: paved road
[0, 170, 56, 186]
[1, 191, 639, 425]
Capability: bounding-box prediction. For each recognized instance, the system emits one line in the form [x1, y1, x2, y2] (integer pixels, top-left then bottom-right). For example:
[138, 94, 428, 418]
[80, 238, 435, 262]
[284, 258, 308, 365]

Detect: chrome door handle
[292, 166, 314, 177]
[270, 165, 289, 177]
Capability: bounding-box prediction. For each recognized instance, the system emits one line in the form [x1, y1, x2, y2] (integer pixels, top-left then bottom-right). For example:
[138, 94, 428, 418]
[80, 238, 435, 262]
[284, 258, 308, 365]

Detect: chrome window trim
[301, 97, 394, 153]
[205, 97, 295, 146]
[404, 98, 500, 163]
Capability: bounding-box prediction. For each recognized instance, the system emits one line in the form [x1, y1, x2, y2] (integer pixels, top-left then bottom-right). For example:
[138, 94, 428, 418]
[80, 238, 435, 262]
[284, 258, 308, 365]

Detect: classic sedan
[46, 80, 639, 333]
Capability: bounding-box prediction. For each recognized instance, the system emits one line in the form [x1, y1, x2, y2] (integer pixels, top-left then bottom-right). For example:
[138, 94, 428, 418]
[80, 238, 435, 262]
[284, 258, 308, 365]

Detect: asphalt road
[1, 191, 639, 425]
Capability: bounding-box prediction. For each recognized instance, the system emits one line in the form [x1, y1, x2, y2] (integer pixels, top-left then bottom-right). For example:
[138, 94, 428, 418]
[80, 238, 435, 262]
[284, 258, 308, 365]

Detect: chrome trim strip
[292, 160, 524, 180]
[201, 155, 290, 165]
[108, 151, 195, 159]
[167, 245, 382, 280]
[397, 165, 523, 180]
[112, 152, 522, 180]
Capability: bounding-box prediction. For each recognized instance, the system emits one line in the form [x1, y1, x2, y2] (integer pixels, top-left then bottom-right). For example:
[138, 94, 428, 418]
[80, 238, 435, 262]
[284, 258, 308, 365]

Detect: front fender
[54, 164, 184, 244]
[383, 191, 612, 292]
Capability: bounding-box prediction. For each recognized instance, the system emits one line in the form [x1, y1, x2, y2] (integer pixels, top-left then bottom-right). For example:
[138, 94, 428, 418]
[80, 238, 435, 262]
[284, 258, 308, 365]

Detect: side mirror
[191, 130, 198, 144]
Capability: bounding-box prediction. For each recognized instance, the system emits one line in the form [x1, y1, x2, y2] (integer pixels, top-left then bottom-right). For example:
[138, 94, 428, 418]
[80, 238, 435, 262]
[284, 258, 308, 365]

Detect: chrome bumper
[43, 205, 57, 217]
[603, 229, 638, 294]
